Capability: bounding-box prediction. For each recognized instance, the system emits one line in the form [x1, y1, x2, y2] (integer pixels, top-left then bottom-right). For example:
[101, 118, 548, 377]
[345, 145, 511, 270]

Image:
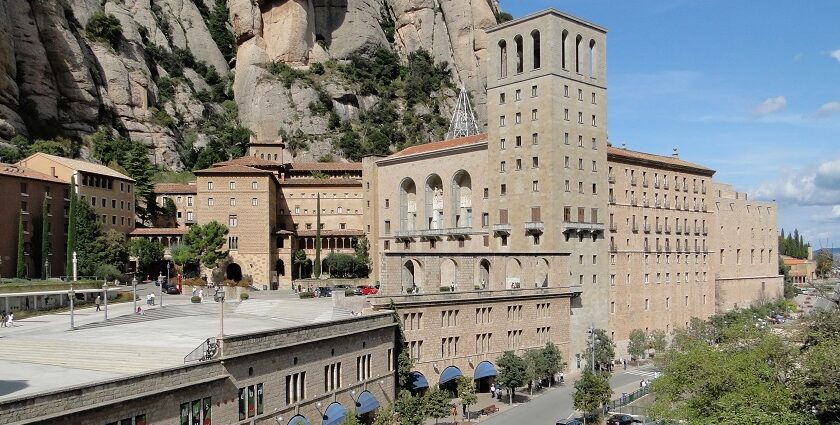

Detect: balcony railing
[675, 225, 683, 234]
[693, 227, 700, 235]
[525, 221, 544, 233]
[631, 223, 639, 233]
[609, 195, 616, 204]
[665, 225, 672, 234]
[664, 202, 670, 210]
[702, 227, 708, 235]
[492, 223, 512, 235]
[630, 177, 637, 186]
[609, 223, 618, 232]
[654, 181, 661, 189]
[643, 224, 651, 233]
[702, 204, 708, 212]
[642, 180, 649, 188]
[654, 200, 661, 208]
[683, 184, 689, 192]
[608, 175, 616, 184]
[610, 243, 618, 252]
[630, 197, 638, 206]
[665, 246, 671, 253]
[663, 181, 670, 189]
[675, 200, 681, 209]
[702, 187, 707, 194]
[562, 222, 606, 233]
[656, 245, 663, 253]
[693, 187, 698, 194]
[655, 225, 662, 233]
[642, 199, 649, 207]
[644, 245, 651, 252]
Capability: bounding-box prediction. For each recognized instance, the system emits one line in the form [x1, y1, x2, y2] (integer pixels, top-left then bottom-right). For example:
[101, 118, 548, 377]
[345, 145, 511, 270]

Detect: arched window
[531, 30, 541, 69]
[561, 30, 568, 69]
[575, 35, 582, 73]
[589, 39, 596, 77]
[514, 35, 523, 73]
[425, 174, 443, 230]
[498, 40, 507, 78]
[399, 178, 417, 231]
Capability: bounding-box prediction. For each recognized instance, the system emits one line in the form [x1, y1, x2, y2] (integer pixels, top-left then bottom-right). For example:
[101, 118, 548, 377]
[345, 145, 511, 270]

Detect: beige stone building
[152, 182, 197, 228]
[17, 152, 136, 233]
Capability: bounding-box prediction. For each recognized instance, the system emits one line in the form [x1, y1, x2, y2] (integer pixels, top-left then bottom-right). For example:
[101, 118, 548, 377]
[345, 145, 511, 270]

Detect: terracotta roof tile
[0, 163, 68, 184]
[129, 228, 187, 236]
[389, 133, 487, 158]
[607, 147, 715, 175]
[194, 164, 274, 175]
[18, 152, 134, 181]
[213, 156, 282, 168]
[281, 178, 361, 186]
[153, 183, 196, 194]
[287, 162, 362, 171]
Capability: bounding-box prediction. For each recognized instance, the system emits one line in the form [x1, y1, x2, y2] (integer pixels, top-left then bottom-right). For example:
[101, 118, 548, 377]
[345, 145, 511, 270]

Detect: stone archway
[275, 259, 285, 276]
[440, 259, 458, 289]
[226, 263, 243, 282]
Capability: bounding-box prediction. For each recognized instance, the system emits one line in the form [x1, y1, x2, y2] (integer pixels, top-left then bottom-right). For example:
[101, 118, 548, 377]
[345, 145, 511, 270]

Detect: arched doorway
[276, 259, 285, 276]
[535, 258, 549, 287]
[322, 402, 346, 425]
[451, 170, 472, 228]
[226, 263, 242, 282]
[439, 366, 463, 396]
[402, 260, 416, 293]
[478, 259, 490, 289]
[425, 174, 443, 230]
[473, 361, 498, 393]
[505, 258, 521, 289]
[440, 259, 457, 290]
[400, 178, 417, 232]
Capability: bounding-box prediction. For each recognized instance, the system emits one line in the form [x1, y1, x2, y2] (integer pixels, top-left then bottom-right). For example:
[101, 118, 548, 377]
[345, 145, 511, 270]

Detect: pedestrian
[297, 284, 302, 293]
[137, 306, 144, 315]
[199, 289, 204, 301]
[6, 311, 13, 327]
[192, 287, 197, 297]
[150, 292, 155, 306]
[95, 295, 102, 311]
[1, 311, 6, 328]
[490, 384, 495, 398]
[497, 387, 503, 401]
[623, 358, 627, 370]
[640, 380, 644, 389]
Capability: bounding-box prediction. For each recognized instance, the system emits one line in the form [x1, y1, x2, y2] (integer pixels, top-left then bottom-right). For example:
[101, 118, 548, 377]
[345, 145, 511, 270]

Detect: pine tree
[16, 213, 25, 278]
[65, 176, 78, 277]
[41, 199, 50, 278]
[314, 193, 322, 278]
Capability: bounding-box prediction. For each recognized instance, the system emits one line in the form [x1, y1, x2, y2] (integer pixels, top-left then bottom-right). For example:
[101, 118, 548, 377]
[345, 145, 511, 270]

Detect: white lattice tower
[447, 87, 480, 139]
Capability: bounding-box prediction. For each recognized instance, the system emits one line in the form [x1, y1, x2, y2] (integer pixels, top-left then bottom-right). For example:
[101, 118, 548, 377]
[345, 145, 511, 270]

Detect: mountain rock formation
[0, 0, 501, 168]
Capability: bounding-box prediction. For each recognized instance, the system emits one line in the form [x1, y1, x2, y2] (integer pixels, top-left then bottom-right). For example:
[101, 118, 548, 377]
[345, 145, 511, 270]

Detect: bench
[481, 405, 498, 415]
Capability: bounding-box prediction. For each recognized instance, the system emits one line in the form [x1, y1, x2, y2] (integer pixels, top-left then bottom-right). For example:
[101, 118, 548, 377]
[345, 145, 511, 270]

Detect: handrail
[184, 337, 218, 363]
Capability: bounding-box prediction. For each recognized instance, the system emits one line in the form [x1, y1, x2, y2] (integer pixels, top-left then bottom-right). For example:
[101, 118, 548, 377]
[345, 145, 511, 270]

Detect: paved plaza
[0, 285, 353, 402]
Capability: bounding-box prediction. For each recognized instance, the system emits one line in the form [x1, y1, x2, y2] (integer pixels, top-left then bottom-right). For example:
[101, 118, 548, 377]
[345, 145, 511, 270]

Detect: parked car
[163, 284, 181, 295]
[316, 286, 333, 297]
[361, 286, 379, 295]
[334, 284, 352, 290]
[607, 414, 642, 425]
[556, 419, 584, 425]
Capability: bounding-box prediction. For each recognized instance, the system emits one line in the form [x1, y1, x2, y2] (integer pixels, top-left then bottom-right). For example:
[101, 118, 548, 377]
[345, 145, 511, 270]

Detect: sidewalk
[424, 383, 568, 425]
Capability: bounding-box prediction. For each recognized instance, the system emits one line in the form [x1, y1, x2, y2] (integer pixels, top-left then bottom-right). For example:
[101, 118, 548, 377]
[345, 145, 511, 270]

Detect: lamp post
[164, 258, 171, 308]
[215, 286, 225, 356]
[102, 281, 109, 320]
[158, 271, 163, 307]
[44, 259, 49, 280]
[68, 287, 75, 330]
[132, 275, 138, 314]
[72, 251, 77, 282]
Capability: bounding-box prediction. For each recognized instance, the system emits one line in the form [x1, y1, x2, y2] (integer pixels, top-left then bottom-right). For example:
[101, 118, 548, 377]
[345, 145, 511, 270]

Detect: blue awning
[355, 391, 380, 415]
[322, 402, 347, 425]
[409, 371, 429, 390]
[288, 416, 311, 425]
[439, 366, 463, 384]
[474, 361, 497, 379]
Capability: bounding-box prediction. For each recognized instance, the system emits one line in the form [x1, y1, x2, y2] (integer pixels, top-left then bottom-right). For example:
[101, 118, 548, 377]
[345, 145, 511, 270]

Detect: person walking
[6, 311, 13, 327]
[198, 289, 204, 302]
[490, 384, 495, 399]
[150, 292, 156, 306]
[95, 295, 102, 312]
[1, 311, 6, 328]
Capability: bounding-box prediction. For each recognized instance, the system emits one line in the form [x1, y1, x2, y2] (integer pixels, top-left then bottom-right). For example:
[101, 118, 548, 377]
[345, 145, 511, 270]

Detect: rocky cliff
[0, 0, 501, 168]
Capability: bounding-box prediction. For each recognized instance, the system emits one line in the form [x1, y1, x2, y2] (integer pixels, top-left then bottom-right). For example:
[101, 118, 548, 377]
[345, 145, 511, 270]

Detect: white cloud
[754, 156, 840, 207]
[831, 49, 840, 63]
[816, 101, 840, 117]
[753, 96, 787, 118]
[832, 206, 840, 219]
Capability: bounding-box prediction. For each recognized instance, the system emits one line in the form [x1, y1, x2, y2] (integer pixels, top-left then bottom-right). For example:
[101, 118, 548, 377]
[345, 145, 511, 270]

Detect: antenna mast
[447, 87, 480, 139]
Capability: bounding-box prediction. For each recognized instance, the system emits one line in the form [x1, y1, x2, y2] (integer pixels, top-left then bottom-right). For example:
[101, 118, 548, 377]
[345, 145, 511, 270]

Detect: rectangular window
[515, 112, 521, 124]
[500, 184, 507, 196]
[532, 180, 539, 192]
[229, 215, 238, 227]
[251, 181, 258, 190]
[500, 139, 506, 150]
[531, 109, 538, 121]
[252, 198, 258, 206]
[208, 198, 214, 206]
[532, 133, 538, 145]
[532, 157, 539, 168]
[187, 196, 193, 206]
[531, 85, 538, 97]
[515, 89, 521, 101]
[578, 112, 583, 123]
[516, 158, 522, 170]
[229, 198, 236, 206]
[229, 181, 236, 190]
[499, 116, 506, 126]
[499, 93, 506, 104]
[500, 161, 506, 172]
[208, 181, 214, 190]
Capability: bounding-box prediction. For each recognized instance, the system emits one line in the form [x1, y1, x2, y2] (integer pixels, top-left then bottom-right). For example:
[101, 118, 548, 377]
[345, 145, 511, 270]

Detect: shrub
[191, 295, 201, 303]
[149, 107, 174, 127]
[239, 292, 249, 300]
[299, 291, 314, 299]
[95, 264, 122, 281]
[183, 277, 206, 287]
[344, 289, 355, 297]
[495, 11, 513, 23]
[439, 286, 451, 292]
[310, 62, 325, 75]
[86, 11, 123, 48]
[265, 62, 307, 88]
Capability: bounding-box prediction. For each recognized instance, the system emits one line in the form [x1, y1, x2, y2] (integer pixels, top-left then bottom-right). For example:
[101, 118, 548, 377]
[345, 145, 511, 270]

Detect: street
[477, 365, 657, 425]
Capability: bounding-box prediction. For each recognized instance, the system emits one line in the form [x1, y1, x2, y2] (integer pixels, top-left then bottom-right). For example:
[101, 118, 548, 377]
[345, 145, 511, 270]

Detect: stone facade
[0, 164, 68, 278]
[0, 313, 398, 425]
[152, 183, 197, 228]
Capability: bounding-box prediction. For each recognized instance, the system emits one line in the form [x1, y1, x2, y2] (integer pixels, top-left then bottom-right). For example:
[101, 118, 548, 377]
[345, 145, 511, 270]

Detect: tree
[792, 308, 840, 422]
[496, 350, 530, 404]
[129, 238, 164, 275]
[96, 229, 129, 270]
[292, 249, 308, 279]
[65, 177, 78, 277]
[815, 249, 834, 278]
[585, 328, 615, 372]
[341, 413, 362, 425]
[95, 264, 122, 281]
[16, 213, 25, 278]
[371, 404, 396, 425]
[397, 351, 414, 390]
[314, 194, 321, 278]
[456, 376, 477, 419]
[395, 390, 426, 425]
[573, 370, 611, 421]
[74, 199, 103, 276]
[85, 11, 123, 48]
[40, 199, 49, 278]
[627, 329, 647, 360]
[542, 343, 566, 387]
[208, 0, 235, 61]
[423, 387, 452, 424]
[524, 349, 548, 394]
[649, 329, 668, 356]
[182, 221, 229, 268]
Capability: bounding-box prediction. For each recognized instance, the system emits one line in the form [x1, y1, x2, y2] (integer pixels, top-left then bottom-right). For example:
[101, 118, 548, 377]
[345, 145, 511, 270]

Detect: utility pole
[72, 251, 77, 282]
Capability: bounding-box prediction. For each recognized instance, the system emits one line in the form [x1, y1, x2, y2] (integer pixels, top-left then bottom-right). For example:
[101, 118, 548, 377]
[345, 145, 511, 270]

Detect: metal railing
[609, 223, 618, 232]
[642, 180, 649, 188]
[525, 221, 545, 232]
[609, 195, 616, 204]
[184, 337, 218, 363]
[655, 225, 662, 233]
[643, 224, 651, 233]
[608, 175, 616, 184]
[630, 177, 637, 186]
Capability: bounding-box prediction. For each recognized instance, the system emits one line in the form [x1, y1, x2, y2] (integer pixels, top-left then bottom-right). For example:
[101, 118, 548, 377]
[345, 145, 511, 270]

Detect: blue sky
[499, 0, 840, 248]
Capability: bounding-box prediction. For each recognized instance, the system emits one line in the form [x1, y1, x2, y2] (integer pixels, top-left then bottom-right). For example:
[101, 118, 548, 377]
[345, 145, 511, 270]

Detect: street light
[132, 275, 138, 314]
[102, 281, 109, 320]
[68, 287, 75, 330]
[158, 271, 163, 307]
[215, 286, 225, 356]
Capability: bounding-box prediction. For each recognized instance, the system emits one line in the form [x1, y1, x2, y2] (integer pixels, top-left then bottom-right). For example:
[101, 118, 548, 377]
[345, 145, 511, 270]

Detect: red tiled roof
[0, 163, 67, 184]
[389, 133, 488, 159]
[287, 162, 362, 171]
[281, 178, 361, 186]
[295, 229, 365, 237]
[153, 183, 196, 194]
[213, 156, 283, 168]
[607, 147, 715, 175]
[129, 228, 187, 236]
[194, 164, 274, 175]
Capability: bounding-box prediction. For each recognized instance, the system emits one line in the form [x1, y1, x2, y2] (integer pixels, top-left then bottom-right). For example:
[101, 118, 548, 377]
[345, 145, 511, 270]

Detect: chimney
[672, 147, 679, 158]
